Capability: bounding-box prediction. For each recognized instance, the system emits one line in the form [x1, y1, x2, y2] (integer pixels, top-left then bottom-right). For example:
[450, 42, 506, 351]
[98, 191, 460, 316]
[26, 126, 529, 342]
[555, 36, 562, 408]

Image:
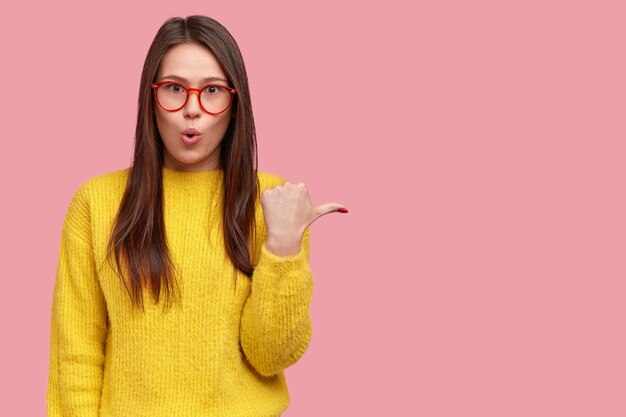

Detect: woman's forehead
[158, 44, 227, 83]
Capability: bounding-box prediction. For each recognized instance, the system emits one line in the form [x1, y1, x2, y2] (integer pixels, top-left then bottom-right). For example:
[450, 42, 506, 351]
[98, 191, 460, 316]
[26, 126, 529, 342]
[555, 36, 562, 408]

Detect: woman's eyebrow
[161, 74, 228, 83]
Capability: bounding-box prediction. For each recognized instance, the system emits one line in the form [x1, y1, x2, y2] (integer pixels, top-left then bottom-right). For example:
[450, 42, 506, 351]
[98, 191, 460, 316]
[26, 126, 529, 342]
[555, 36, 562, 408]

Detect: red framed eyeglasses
[151, 81, 238, 115]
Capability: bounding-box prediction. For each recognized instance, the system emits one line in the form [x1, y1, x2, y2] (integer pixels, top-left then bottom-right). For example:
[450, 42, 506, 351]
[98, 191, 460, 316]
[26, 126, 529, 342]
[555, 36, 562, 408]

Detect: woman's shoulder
[256, 169, 290, 191]
[71, 167, 130, 201]
[61, 167, 130, 224]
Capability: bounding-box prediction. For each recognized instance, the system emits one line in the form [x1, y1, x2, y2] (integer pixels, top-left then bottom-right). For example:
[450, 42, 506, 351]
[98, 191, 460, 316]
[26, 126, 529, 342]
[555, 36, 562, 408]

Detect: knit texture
[46, 166, 313, 417]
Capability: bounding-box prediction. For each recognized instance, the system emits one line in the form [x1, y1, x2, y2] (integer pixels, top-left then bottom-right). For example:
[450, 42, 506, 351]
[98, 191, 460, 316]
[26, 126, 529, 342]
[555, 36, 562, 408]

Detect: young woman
[46, 15, 347, 417]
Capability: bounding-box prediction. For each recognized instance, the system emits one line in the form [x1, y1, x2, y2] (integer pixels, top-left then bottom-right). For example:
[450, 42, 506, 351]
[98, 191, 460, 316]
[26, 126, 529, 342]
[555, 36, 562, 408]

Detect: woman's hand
[261, 181, 347, 257]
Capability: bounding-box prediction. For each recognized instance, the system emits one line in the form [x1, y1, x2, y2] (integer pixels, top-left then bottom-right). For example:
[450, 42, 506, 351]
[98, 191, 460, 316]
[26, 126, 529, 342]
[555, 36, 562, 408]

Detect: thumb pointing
[315, 203, 348, 217]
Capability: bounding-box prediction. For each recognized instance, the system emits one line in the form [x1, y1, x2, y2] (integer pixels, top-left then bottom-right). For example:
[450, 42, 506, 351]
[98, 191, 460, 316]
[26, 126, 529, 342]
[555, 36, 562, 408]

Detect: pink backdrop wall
[0, 0, 624, 416]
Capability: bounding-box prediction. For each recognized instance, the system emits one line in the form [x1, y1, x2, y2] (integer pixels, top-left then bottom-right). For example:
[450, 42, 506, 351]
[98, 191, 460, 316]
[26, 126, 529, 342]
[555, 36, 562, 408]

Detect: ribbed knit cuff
[255, 243, 312, 296]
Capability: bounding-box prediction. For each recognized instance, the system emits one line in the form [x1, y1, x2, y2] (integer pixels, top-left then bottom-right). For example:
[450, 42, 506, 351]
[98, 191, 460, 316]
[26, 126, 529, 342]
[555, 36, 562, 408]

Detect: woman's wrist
[264, 234, 302, 257]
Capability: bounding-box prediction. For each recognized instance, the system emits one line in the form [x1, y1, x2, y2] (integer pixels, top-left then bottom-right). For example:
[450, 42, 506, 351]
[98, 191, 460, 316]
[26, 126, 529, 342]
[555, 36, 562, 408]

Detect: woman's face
[154, 43, 234, 172]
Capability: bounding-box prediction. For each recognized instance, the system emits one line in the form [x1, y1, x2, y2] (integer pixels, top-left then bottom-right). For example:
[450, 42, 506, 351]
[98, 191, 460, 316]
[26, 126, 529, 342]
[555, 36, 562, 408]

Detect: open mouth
[181, 133, 201, 144]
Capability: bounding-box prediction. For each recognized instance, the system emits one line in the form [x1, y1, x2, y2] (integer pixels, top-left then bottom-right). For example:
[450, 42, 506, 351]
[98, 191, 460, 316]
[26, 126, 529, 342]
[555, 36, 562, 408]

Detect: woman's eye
[167, 83, 184, 93]
[205, 86, 220, 95]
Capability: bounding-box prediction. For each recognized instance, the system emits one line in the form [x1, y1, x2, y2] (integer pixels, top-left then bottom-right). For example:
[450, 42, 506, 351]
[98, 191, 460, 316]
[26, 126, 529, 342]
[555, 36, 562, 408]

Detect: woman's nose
[184, 90, 202, 115]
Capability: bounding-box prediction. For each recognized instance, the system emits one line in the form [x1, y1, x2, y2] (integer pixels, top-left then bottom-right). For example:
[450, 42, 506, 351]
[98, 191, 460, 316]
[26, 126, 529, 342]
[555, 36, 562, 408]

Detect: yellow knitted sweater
[46, 166, 313, 417]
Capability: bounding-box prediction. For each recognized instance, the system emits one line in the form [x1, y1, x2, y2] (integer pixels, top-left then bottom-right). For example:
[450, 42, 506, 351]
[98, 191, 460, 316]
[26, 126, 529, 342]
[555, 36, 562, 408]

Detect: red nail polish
[338, 208, 348, 213]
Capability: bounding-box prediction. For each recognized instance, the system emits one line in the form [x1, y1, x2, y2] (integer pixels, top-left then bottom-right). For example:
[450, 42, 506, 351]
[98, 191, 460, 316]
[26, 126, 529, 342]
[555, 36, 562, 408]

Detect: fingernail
[338, 208, 348, 213]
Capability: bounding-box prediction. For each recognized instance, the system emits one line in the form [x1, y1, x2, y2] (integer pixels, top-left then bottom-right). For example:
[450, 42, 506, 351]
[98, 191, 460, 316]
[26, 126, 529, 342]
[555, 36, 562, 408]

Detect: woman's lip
[181, 134, 201, 144]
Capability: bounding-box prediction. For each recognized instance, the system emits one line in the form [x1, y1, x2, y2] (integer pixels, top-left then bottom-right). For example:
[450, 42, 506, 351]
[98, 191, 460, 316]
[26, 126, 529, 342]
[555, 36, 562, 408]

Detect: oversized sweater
[46, 166, 313, 417]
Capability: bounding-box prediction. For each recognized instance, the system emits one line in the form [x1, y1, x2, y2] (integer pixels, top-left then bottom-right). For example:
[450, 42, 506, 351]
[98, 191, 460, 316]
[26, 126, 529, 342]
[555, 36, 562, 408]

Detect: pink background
[0, 0, 625, 416]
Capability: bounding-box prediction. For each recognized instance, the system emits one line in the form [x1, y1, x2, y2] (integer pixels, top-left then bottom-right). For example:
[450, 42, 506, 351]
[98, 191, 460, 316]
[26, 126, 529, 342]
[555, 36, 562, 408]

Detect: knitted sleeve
[240, 222, 313, 377]
[46, 181, 108, 417]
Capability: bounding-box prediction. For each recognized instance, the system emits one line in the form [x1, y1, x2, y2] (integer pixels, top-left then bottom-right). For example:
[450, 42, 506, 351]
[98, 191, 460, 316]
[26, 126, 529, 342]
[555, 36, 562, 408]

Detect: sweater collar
[161, 166, 223, 192]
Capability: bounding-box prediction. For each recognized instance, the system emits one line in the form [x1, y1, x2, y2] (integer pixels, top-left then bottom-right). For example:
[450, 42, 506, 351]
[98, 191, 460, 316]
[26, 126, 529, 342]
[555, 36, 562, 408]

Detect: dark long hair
[103, 15, 259, 312]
